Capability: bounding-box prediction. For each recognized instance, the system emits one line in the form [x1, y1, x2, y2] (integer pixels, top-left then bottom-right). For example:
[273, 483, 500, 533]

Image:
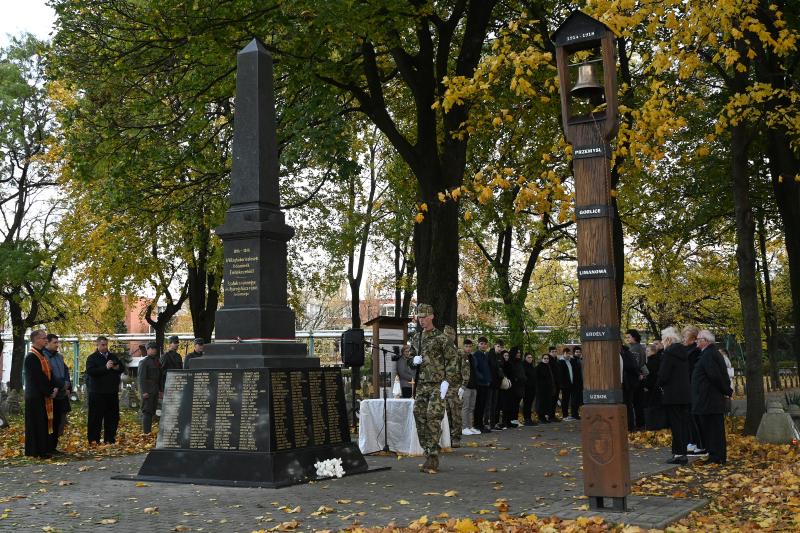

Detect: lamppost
[553, 11, 630, 512]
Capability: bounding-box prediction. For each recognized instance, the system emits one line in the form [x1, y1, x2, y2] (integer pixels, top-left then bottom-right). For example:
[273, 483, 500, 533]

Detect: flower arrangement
[314, 458, 345, 479]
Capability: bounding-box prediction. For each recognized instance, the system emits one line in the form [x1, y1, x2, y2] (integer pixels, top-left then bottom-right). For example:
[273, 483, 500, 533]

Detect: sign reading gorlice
[576, 204, 609, 219]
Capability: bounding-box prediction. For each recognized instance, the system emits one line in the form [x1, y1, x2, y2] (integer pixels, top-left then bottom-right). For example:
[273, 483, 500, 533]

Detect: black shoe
[666, 455, 688, 465]
[552, 418, 562, 423]
[493, 424, 505, 430]
[524, 420, 537, 426]
[480, 427, 492, 433]
[51, 449, 66, 455]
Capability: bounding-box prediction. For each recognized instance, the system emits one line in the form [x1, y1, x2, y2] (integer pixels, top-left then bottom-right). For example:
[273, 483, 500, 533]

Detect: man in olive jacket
[160, 336, 183, 392]
[138, 342, 162, 434]
[657, 327, 691, 464]
[691, 330, 733, 464]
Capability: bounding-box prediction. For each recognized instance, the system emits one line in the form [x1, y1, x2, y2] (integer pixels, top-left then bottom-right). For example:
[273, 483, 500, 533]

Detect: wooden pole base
[580, 404, 631, 498]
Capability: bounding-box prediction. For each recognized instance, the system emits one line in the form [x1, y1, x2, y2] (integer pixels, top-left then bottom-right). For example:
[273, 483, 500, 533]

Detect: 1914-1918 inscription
[224, 246, 259, 299]
[156, 368, 349, 452]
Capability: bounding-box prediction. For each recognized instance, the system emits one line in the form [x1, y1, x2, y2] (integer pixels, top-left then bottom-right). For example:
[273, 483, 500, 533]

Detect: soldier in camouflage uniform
[409, 303, 458, 473]
[442, 326, 470, 448]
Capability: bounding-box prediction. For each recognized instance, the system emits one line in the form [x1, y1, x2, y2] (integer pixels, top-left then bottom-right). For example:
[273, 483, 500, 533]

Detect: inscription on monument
[239, 371, 261, 451]
[190, 373, 213, 449]
[308, 370, 327, 445]
[213, 372, 237, 450]
[225, 246, 259, 299]
[324, 371, 344, 444]
[270, 371, 292, 450]
[157, 372, 189, 448]
[156, 369, 350, 453]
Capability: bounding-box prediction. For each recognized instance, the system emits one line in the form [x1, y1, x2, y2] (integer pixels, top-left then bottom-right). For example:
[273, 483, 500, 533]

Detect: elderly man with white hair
[691, 330, 733, 464]
[656, 327, 691, 464]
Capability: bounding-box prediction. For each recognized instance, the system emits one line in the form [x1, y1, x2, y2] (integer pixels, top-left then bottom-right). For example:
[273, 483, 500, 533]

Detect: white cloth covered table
[358, 398, 450, 455]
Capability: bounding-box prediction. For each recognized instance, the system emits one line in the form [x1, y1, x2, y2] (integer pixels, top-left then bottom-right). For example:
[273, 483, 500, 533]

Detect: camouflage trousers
[446, 394, 463, 440]
[414, 385, 446, 456]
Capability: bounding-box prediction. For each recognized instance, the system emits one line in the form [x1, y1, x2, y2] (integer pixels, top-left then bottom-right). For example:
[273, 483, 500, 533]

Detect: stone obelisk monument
[131, 39, 368, 487]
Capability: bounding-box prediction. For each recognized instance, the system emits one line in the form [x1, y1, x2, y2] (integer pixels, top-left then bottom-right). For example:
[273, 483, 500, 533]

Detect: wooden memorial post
[552, 11, 630, 511]
[363, 316, 409, 398]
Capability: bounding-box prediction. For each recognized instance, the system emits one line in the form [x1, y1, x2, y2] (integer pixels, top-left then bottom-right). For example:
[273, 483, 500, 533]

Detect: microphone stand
[366, 341, 395, 453]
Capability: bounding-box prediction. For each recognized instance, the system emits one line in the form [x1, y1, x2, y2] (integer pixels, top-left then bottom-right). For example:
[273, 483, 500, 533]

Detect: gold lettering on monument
[239, 371, 260, 451]
[271, 372, 292, 450]
[290, 371, 310, 448]
[190, 373, 212, 449]
[308, 371, 327, 445]
[225, 247, 259, 298]
[213, 372, 235, 450]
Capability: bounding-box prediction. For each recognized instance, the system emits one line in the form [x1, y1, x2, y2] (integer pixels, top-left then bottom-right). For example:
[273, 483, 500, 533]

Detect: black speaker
[341, 328, 365, 367]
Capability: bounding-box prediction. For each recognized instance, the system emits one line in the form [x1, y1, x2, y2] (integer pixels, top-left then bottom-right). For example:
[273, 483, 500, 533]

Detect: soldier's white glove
[412, 355, 422, 366]
[440, 380, 449, 399]
[458, 387, 464, 400]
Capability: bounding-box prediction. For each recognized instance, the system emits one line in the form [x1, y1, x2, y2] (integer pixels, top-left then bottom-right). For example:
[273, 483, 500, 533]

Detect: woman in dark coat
[522, 353, 538, 425]
[502, 348, 526, 427]
[657, 327, 692, 464]
[643, 343, 662, 408]
[621, 345, 641, 430]
[24, 331, 57, 458]
[535, 354, 556, 422]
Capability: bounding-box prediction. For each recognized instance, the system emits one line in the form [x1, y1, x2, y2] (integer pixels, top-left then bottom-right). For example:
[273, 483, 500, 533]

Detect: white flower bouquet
[314, 458, 345, 479]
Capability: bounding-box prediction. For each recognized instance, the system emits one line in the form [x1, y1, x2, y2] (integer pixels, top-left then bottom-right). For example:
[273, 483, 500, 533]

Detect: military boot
[420, 455, 433, 472]
[427, 454, 439, 473]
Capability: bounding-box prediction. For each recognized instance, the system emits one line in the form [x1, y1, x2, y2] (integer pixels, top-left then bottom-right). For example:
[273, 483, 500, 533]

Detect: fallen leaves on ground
[0, 404, 156, 465]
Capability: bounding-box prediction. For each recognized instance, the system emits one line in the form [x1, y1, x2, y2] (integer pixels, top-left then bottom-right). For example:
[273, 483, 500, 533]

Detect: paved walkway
[0, 420, 706, 532]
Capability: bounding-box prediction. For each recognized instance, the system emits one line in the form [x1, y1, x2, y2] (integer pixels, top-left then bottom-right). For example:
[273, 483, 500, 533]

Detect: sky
[0, 0, 56, 47]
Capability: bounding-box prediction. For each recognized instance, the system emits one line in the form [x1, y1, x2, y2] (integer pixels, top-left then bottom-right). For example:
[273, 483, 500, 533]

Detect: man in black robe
[24, 329, 57, 458]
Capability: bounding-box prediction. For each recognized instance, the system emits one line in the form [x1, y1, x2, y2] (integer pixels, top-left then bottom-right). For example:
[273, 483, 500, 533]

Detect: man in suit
[691, 330, 733, 464]
[85, 336, 124, 444]
[558, 348, 577, 420]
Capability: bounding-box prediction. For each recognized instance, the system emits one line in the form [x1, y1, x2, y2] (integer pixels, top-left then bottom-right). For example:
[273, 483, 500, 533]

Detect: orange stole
[31, 347, 54, 434]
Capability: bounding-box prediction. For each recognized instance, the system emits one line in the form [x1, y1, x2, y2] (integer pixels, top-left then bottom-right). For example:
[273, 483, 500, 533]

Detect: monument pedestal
[130, 366, 369, 487]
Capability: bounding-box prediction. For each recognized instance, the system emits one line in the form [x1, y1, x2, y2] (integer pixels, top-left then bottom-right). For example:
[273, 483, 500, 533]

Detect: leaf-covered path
[0, 419, 692, 532]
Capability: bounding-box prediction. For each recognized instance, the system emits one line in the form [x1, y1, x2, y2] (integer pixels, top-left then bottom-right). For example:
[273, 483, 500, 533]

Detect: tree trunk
[730, 120, 765, 435]
[7, 298, 25, 392]
[402, 257, 415, 319]
[350, 278, 361, 330]
[765, 128, 800, 377]
[756, 211, 780, 389]
[187, 261, 220, 343]
[414, 198, 459, 328]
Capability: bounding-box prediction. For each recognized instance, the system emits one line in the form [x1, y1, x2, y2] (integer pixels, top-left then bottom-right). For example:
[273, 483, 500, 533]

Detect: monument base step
[116, 443, 377, 488]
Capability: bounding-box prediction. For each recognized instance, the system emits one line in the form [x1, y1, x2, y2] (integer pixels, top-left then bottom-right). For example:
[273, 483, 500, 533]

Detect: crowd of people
[23, 332, 204, 458]
[402, 314, 737, 472]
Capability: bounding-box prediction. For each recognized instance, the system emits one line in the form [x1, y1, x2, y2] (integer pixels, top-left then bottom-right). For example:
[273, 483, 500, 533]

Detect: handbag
[644, 405, 669, 431]
[500, 377, 512, 390]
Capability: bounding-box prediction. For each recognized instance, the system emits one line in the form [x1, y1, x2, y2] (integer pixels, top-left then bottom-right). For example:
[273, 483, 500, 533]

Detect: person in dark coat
[692, 330, 733, 464]
[24, 329, 57, 458]
[501, 348, 525, 428]
[682, 325, 704, 454]
[522, 353, 538, 425]
[621, 345, 641, 431]
[160, 336, 183, 391]
[569, 352, 583, 419]
[547, 347, 562, 421]
[657, 327, 691, 464]
[138, 342, 162, 434]
[43, 334, 71, 453]
[558, 348, 578, 420]
[535, 354, 556, 422]
[486, 340, 506, 429]
[472, 337, 492, 432]
[643, 343, 662, 408]
[85, 335, 124, 444]
[184, 338, 204, 367]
